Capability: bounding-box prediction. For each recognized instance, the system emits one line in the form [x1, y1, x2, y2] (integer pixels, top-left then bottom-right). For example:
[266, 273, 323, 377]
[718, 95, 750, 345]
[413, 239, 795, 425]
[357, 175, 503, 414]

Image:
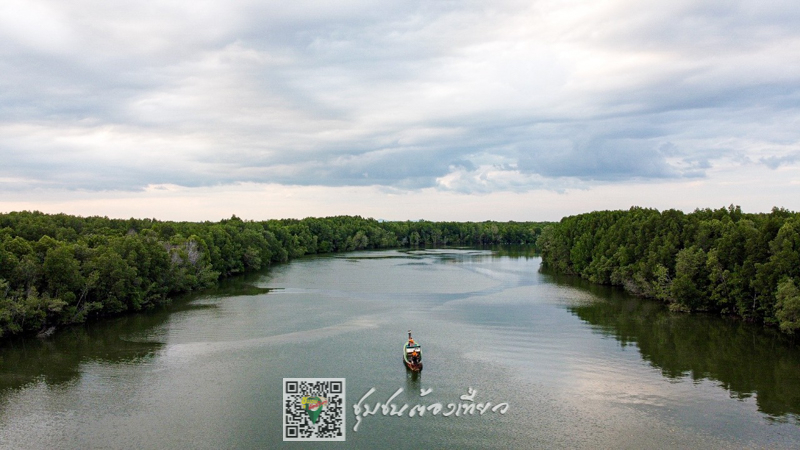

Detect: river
[1, 248, 798, 449]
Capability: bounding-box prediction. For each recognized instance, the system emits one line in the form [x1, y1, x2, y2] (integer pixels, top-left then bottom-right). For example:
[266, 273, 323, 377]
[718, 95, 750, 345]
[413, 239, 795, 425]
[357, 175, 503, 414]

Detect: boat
[403, 330, 423, 371]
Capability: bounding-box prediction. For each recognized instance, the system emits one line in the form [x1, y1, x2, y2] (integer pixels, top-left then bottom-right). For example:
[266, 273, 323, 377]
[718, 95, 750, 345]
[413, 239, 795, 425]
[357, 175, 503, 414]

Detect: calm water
[1, 248, 799, 449]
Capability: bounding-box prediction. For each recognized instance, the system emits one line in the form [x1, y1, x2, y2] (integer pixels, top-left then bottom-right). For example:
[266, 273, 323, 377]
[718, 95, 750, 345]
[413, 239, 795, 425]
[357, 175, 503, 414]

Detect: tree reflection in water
[0, 277, 272, 393]
[552, 272, 800, 421]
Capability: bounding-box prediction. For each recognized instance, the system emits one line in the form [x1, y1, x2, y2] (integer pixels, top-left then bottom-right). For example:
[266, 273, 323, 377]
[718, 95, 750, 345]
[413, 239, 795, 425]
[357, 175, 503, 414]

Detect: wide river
[1, 248, 799, 449]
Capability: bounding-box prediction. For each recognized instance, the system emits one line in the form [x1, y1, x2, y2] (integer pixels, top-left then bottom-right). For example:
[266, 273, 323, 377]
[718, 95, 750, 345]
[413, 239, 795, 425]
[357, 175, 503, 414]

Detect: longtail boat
[403, 330, 423, 371]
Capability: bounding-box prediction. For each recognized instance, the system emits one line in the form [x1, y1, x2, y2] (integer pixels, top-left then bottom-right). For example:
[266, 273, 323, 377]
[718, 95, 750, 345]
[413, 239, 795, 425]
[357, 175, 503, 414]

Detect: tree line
[0, 211, 545, 339]
[538, 206, 800, 334]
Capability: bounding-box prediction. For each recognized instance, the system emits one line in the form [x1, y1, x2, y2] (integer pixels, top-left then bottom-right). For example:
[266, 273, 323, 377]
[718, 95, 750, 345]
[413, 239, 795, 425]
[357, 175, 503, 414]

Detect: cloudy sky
[1, 0, 798, 221]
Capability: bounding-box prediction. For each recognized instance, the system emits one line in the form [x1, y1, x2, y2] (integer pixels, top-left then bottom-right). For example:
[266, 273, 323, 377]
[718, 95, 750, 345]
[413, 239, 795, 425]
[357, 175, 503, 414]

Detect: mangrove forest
[538, 206, 800, 335]
[0, 211, 544, 339]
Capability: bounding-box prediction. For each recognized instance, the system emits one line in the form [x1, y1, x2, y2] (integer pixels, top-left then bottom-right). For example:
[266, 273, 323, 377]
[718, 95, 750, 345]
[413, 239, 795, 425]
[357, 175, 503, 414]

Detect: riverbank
[0, 211, 545, 340]
[537, 206, 800, 334]
[2, 249, 798, 448]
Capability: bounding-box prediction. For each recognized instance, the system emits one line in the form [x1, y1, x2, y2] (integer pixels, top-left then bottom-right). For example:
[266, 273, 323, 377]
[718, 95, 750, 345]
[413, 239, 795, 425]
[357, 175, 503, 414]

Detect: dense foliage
[0, 211, 545, 339]
[538, 206, 800, 333]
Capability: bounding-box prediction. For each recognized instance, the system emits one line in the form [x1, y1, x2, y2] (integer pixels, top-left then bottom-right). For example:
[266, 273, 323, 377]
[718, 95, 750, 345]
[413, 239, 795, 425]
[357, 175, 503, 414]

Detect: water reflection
[549, 272, 800, 420]
[2, 248, 798, 448]
[406, 369, 421, 386]
[412, 245, 538, 259]
[0, 277, 271, 394]
[0, 310, 168, 392]
[485, 245, 539, 258]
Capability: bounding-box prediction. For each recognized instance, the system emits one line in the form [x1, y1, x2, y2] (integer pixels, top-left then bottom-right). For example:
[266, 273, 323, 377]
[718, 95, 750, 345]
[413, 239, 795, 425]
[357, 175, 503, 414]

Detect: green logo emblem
[301, 396, 328, 423]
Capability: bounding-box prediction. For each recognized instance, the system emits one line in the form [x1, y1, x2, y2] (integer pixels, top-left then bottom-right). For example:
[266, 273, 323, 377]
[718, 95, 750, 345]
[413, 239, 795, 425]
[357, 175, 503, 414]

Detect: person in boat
[411, 350, 419, 364]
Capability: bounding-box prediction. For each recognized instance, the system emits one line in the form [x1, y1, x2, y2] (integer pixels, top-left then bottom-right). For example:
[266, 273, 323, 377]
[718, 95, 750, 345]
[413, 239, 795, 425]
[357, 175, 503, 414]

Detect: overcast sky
[1, 0, 798, 221]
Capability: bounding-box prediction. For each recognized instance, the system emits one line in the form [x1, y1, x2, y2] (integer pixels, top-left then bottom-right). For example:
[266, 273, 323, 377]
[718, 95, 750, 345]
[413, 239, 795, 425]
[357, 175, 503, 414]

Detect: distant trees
[6, 206, 799, 337]
[0, 211, 547, 339]
[539, 206, 800, 334]
[380, 220, 543, 247]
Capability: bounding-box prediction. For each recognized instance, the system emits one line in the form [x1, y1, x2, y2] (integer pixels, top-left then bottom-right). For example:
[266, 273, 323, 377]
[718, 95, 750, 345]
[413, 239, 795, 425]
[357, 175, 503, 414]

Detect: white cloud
[1, 0, 799, 218]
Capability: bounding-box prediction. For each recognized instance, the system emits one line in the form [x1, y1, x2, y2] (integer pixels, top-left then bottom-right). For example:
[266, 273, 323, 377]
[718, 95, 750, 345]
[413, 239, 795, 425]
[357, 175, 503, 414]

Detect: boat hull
[404, 360, 423, 371]
[403, 343, 423, 371]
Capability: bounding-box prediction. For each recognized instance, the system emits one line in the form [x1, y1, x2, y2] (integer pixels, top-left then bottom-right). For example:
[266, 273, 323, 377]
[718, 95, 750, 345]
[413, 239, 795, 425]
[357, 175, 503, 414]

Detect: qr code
[283, 378, 346, 441]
